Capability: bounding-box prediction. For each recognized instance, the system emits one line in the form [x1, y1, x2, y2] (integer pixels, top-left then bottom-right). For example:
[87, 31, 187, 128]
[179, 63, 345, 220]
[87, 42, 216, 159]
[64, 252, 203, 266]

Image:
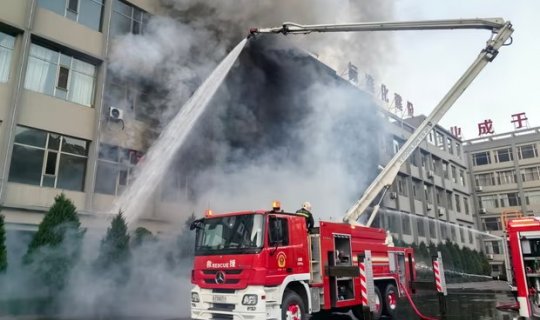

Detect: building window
[397, 175, 408, 196]
[468, 227, 474, 244]
[435, 132, 444, 150]
[8, 126, 88, 191]
[446, 192, 453, 210]
[429, 219, 436, 239]
[424, 184, 432, 204]
[0, 32, 15, 83]
[499, 192, 521, 207]
[479, 195, 498, 209]
[525, 190, 540, 206]
[111, 0, 150, 36]
[472, 151, 491, 166]
[495, 147, 513, 163]
[269, 217, 289, 246]
[392, 137, 403, 155]
[475, 172, 495, 187]
[442, 161, 449, 179]
[95, 143, 143, 195]
[521, 166, 540, 182]
[450, 225, 457, 242]
[24, 43, 96, 106]
[417, 218, 425, 237]
[409, 149, 418, 167]
[459, 225, 465, 243]
[455, 194, 461, 212]
[421, 152, 428, 170]
[497, 169, 517, 185]
[38, 0, 104, 31]
[403, 215, 411, 235]
[518, 144, 538, 160]
[451, 166, 457, 183]
[435, 188, 443, 205]
[412, 179, 422, 201]
[440, 222, 448, 240]
[446, 137, 453, 154]
[427, 131, 435, 145]
[483, 217, 502, 231]
[455, 142, 461, 158]
[463, 197, 470, 215]
[459, 169, 466, 186]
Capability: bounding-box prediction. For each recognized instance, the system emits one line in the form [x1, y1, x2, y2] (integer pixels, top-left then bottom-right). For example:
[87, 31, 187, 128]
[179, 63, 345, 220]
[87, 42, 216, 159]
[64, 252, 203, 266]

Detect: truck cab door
[266, 215, 294, 285]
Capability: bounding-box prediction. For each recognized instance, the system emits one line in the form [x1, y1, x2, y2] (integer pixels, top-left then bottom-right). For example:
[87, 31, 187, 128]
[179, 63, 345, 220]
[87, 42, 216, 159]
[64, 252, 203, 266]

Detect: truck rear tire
[383, 283, 399, 318]
[351, 286, 383, 320]
[282, 289, 306, 320]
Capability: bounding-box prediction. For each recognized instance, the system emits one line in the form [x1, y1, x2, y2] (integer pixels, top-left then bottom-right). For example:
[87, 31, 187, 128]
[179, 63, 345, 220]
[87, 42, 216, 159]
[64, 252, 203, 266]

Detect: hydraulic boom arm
[251, 18, 514, 226]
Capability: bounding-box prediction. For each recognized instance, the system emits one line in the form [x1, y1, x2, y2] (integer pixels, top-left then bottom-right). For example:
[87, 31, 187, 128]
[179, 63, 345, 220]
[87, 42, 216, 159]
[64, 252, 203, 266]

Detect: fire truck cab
[190, 205, 415, 320]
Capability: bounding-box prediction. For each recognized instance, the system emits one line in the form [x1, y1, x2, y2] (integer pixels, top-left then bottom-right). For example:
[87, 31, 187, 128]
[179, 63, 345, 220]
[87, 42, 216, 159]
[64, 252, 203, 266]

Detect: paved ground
[447, 280, 511, 292]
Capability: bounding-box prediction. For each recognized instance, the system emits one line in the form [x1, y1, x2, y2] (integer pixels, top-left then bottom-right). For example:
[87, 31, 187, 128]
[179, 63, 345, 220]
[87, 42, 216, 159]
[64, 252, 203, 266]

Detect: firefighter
[296, 201, 314, 231]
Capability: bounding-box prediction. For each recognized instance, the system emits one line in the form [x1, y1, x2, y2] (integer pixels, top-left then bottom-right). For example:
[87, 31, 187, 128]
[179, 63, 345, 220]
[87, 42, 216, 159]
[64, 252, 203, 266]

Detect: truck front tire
[282, 289, 306, 320]
[383, 283, 399, 318]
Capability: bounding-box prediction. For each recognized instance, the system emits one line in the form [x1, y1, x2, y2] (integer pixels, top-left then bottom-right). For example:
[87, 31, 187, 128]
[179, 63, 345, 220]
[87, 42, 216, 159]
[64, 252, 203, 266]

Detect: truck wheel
[351, 286, 383, 320]
[282, 289, 306, 320]
[383, 284, 399, 318]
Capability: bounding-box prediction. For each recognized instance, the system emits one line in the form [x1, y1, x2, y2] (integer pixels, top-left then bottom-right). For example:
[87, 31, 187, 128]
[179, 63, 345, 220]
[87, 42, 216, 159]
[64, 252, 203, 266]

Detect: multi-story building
[375, 114, 477, 249]
[464, 126, 540, 275]
[0, 0, 167, 232]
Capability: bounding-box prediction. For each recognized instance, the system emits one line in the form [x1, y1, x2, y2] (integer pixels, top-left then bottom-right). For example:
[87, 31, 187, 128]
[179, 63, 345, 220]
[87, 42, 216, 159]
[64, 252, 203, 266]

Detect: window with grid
[483, 217, 501, 231]
[495, 147, 513, 163]
[417, 217, 425, 237]
[499, 192, 521, 207]
[479, 195, 498, 209]
[402, 215, 411, 235]
[38, 0, 104, 31]
[475, 172, 495, 186]
[518, 144, 538, 160]
[463, 197, 470, 215]
[24, 43, 96, 106]
[95, 143, 143, 196]
[521, 166, 540, 182]
[111, 0, 150, 36]
[525, 190, 540, 206]
[459, 225, 465, 243]
[0, 32, 15, 83]
[8, 126, 88, 191]
[472, 151, 491, 166]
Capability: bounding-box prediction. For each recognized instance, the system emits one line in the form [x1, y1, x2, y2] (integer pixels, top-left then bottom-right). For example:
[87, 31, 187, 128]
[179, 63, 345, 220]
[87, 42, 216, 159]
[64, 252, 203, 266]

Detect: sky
[375, 1, 540, 140]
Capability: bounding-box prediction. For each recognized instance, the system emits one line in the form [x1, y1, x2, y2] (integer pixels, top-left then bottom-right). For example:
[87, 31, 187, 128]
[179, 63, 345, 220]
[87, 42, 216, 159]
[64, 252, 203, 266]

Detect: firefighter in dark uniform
[296, 201, 314, 231]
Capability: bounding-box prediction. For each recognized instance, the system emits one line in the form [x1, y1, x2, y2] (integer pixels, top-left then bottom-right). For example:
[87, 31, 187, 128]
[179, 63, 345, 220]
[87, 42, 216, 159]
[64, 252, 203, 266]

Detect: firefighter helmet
[303, 201, 312, 211]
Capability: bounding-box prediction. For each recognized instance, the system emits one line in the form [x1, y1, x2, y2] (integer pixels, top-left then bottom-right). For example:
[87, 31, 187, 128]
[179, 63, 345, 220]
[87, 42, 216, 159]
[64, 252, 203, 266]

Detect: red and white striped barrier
[432, 252, 447, 296]
[360, 262, 368, 306]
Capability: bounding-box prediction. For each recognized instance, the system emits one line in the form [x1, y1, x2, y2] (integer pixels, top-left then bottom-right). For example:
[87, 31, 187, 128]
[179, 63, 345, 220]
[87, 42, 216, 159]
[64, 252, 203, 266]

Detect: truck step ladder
[310, 234, 323, 284]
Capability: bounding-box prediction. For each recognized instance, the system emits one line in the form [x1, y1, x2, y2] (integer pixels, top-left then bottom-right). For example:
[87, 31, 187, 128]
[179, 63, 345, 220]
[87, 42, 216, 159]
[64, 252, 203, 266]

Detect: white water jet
[114, 39, 248, 224]
[383, 208, 503, 241]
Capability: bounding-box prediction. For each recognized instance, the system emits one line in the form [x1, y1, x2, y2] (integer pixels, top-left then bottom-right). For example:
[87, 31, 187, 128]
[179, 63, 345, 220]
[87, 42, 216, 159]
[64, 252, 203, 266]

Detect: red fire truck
[504, 217, 540, 319]
[190, 18, 513, 320]
[190, 205, 414, 319]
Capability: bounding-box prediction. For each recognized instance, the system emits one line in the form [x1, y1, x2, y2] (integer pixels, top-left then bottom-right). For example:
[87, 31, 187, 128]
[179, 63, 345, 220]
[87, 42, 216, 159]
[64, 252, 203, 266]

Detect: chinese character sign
[478, 119, 495, 136]
[394, 93, 403, 111]
[450, 126, 462, 139]
[365, 74, 375, 94]
[380, 84, 389, 103]
[511, 112, 528, 129]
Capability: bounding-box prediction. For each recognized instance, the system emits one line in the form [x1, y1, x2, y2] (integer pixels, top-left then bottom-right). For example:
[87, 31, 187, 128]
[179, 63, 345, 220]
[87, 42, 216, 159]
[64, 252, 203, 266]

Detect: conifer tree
[96, 211, 131, 273]
[23, 193, 83, 290]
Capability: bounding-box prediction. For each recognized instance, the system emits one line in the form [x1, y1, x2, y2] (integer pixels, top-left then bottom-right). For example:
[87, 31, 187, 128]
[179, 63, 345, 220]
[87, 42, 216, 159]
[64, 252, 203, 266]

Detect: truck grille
[211, 314, 233, 320]
[204, 278, 240, 284]
[210, 303, 235, 311]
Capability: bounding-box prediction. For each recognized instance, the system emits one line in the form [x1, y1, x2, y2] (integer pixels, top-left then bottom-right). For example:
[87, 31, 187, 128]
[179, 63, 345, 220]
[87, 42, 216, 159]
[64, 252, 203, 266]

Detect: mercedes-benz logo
[215, 271, 226, 284]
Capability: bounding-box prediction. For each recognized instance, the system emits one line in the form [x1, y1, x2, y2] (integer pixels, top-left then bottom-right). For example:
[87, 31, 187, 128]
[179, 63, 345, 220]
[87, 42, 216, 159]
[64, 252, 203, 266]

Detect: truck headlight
[191, 292, 200, 303]
[242, 294, 258, 305]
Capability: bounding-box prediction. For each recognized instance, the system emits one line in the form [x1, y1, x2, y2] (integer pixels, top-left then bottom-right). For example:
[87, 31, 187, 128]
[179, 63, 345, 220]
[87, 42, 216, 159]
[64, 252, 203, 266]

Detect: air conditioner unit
[390, 192, 398, 199]
[487, 254, 494, 260]
[475, 186, 483, 192]
[427, 170, 434, 178]
[427, 203, 433, 211]
[109, 106, 124, 121]
[437, 208, 444, 217]
[479, 208, 487, 214]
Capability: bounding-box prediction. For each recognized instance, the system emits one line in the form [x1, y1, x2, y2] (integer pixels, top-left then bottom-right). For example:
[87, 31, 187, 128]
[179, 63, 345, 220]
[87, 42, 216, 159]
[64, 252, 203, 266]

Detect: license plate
[212, 295, 227, 303]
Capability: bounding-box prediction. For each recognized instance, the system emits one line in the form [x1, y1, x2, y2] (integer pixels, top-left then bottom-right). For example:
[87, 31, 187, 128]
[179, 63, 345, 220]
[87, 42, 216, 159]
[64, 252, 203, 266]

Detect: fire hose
[398, 282, 439, 320]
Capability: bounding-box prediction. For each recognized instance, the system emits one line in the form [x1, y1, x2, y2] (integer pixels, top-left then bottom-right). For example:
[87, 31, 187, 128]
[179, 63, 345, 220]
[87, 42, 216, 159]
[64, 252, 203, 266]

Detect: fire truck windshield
[195, 214, 264, 255]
